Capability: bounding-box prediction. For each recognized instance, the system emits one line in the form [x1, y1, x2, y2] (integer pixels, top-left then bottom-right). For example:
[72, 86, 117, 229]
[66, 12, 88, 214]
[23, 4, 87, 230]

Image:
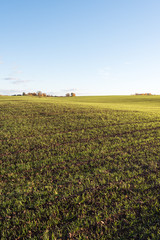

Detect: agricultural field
[1, 95, 160, 239]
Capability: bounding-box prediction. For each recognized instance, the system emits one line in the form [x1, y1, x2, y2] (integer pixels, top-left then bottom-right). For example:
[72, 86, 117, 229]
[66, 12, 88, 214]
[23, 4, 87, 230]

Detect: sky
[0, 0, 160, 96]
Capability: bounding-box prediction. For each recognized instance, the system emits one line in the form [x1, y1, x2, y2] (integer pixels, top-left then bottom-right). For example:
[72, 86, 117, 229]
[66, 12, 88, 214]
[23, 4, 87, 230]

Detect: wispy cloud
[2, 77, 32, 84]
[0, 89, 24, 95]
[12, 67, 23, 74]
[14, 70, 22, 74]
[48, 88, 88, 96]
[4, 77, 19, 81]
[12, 80, 31, 85]
[62, 88, 78, 92]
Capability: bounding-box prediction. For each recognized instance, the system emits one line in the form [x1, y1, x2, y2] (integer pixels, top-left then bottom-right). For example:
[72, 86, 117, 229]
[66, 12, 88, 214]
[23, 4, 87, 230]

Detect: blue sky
[1, 0, 160, 96]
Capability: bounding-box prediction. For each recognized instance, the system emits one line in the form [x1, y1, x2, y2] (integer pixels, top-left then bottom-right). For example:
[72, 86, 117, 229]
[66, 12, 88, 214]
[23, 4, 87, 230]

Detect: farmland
[1, 95, 160, 239]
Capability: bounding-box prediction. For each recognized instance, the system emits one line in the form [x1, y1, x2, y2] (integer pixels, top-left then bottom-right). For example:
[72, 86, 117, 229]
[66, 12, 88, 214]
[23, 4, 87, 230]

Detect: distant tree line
[135, 93, 152, 95]
[22, 91, 49, 97]
[66, 92, 76, 97]
[11, 91, 76, 97]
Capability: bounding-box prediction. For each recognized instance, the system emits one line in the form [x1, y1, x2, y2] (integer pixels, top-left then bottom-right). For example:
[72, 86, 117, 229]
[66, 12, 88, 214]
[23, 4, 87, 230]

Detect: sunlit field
[1, 95, 160, 239]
